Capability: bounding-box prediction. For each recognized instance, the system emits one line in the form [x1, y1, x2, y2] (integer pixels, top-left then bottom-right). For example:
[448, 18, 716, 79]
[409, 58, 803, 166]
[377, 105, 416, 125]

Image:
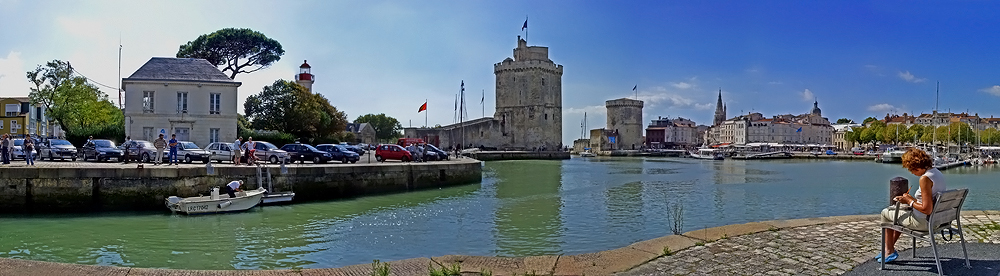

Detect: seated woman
[878, 148, 947, 263]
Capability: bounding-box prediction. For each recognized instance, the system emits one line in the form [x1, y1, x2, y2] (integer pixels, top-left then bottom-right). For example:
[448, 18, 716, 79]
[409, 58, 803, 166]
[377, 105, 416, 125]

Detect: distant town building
[295, 60, 314, 93]
[123, 57, 241, 147]
[707, 101, 833, 146]
[346, 123, 376, 145]
[831, 123, 862, 151]
[645, 116, 705, 149]
[403, 35, 563, 150]
[0, 97, 58, 138]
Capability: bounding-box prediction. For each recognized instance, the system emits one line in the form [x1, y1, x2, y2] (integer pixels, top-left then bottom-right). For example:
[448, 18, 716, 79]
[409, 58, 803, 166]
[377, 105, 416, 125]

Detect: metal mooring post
[889, 176, 908, 205]
[206, 155, 215, 175]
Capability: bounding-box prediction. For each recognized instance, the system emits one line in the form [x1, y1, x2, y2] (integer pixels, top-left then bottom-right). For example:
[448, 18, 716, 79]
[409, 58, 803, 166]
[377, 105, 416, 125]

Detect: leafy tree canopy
[836, 118, 853, 124]
[862, 117, 879, 125]
[26, 60, 121, 134]
[354, 113, 403, 142]
[244, 80, 347, 140]
[176, 28, 284, 79]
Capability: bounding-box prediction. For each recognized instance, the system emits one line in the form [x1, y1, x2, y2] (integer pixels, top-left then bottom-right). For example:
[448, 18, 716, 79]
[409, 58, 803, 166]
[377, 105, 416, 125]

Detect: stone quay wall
[464, 151, 570, 161]
[0, 160, 482, 213]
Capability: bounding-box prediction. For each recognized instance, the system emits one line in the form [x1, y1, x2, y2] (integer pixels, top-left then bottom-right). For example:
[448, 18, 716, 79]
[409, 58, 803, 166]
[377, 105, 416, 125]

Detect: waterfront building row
[0, 97, 62, 138]
[705, 101, 833, 147]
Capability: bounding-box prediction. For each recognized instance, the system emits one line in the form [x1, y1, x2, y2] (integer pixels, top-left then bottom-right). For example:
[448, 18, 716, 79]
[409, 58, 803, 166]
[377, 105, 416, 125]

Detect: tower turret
[295, 60, 314, 92]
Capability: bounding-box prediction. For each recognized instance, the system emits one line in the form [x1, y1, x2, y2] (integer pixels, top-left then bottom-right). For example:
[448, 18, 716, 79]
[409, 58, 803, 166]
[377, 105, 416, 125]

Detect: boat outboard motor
[218, 201, 232, 209]
[210, 188, 220, 200]
[167, 196, 181, 205]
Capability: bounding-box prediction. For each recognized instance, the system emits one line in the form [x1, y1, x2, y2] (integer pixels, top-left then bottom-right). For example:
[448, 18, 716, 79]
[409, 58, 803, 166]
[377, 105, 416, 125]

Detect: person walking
[233, 137, 243, 165]
[122, 136, 133, 164]
[153, 134, 167, 165]
[242, 137, 256, 166]
[168, 134, 179, 165]
[24, 134, 35, 166]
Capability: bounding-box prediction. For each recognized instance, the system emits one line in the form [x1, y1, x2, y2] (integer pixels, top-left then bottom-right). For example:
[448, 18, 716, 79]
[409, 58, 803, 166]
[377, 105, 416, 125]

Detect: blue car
[316, 144, 360, 164]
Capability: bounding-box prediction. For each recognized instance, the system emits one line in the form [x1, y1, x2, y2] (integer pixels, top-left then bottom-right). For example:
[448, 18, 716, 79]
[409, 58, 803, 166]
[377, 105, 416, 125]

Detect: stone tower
[713, 89, 726, 126]
[494, 36, 564, 150]
[295, 60, 314, 92]
[811, 100, 822, 116]
[606, 98, 644, 150]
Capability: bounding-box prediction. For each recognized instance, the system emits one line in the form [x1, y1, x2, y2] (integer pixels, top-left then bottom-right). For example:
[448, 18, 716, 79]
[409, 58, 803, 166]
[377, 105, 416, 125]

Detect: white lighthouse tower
[294, 60, 314, 92]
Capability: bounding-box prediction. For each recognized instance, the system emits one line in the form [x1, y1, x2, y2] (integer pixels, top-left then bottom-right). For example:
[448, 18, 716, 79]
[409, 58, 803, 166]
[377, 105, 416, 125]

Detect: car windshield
[180, 142, 200, 150]
[259, 142, 277, 150]
[95, 140, 114, 148]
[334, 145, 349, 151]
[50, 139, 72, 146]
[303, 144, 320, 151]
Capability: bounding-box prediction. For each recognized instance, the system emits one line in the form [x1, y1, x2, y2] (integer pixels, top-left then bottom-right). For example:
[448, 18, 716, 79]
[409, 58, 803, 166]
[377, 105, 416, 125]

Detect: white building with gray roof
[122, 57, 241, 149]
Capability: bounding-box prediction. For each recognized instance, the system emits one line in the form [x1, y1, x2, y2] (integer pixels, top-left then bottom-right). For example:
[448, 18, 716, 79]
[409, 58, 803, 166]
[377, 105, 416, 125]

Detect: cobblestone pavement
[619, 212, 1000, 276]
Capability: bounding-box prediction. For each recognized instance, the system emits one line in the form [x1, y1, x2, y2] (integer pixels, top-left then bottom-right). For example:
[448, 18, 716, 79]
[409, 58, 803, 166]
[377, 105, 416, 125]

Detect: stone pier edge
[3, 210, 998, 276]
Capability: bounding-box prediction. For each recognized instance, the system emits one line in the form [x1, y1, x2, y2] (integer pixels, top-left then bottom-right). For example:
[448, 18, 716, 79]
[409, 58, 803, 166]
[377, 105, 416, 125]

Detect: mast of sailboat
[933, 82, 938, 155]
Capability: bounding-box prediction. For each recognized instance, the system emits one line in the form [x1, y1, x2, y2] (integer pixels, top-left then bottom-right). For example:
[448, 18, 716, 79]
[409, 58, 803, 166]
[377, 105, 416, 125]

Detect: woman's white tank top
[913, 168, 947, 219]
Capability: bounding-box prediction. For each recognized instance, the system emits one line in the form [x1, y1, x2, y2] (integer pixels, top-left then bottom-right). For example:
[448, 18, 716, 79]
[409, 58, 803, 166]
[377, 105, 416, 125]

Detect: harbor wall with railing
[462, 151, 570, 161]
[0, 160, 482, 213]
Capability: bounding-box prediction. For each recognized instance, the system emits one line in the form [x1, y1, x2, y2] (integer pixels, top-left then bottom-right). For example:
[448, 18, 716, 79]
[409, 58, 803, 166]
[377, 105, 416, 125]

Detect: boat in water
[579, 147, 596, 157]
[879, 148, 906, 163]
[690, 148, 724, 160]
[166, 187, 266, 215]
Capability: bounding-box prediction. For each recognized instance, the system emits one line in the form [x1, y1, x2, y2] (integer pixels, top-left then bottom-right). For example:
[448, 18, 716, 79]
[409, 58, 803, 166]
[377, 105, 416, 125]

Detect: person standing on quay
[24, 134, 34, 166]
[233, 137, 242, 165]
[1, 134, 9, 165]
[168, 134, 179, 165]
[153, 134, 167, 165]
[122, 136, 132, 164]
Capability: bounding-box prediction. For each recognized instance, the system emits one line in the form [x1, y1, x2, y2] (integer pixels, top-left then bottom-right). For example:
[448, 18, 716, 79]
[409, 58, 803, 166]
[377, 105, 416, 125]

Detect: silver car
[121, 140, 159, 163]
[38, 139, 77, 161]
[252, 141, 289, 164]
[12, 139, 37, 160]
[176, 141, 211, 164]
[206, 142, 238, 163]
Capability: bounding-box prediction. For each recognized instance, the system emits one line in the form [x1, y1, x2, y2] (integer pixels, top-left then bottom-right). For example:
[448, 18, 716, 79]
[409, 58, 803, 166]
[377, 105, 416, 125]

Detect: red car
[375, 144, 413, 162]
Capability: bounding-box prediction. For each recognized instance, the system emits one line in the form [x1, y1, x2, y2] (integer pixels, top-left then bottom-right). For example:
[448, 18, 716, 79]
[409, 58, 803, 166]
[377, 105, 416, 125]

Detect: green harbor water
[2, 158, 999, 269]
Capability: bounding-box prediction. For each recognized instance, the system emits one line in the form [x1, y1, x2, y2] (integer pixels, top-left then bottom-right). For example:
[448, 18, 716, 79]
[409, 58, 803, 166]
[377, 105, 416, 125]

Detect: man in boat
[224, 180, 244, 198]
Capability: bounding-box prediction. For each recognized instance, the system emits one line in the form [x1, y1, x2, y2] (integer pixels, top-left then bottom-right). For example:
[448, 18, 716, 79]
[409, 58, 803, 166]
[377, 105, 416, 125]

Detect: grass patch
[371, 260, 390, 276]
[662, 246, 673, 256]
[429, 263, 461, 276]
[695, 241, 705, 246]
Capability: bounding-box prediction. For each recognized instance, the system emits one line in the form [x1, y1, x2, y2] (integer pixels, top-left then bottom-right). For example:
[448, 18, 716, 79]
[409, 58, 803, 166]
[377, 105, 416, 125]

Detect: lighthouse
[295, 60, 314, 92]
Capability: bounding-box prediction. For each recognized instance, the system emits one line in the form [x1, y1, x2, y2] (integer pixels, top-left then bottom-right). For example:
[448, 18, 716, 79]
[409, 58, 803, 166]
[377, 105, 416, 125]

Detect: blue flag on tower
[796, 127, 803, 132]
[632, 85, 637, 91]
[522, 19, 527, 31]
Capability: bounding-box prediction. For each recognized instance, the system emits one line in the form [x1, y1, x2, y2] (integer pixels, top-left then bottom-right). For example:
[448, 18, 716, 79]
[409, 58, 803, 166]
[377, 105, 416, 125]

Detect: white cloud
[898, 71, 926, 83]
[0, 51, 31, 97]
[868, 103, 896, 112]
[979, 85, 1000, 96]
[565, 105, 606, 115]
[670, 82, 693, 89]
[800, 89, 814, 102]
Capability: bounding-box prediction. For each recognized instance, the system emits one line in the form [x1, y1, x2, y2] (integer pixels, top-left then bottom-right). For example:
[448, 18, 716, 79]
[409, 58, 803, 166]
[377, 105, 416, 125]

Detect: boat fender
[218, 201, 232, 209]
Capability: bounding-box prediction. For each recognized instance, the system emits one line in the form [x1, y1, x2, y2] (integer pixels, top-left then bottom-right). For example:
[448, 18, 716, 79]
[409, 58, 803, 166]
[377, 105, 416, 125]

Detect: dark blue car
[316, 144, 360, 164]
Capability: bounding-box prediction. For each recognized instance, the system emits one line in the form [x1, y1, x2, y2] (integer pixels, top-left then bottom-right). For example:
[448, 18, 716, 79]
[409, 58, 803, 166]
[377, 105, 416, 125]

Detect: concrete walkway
[2, 211, 999, 276]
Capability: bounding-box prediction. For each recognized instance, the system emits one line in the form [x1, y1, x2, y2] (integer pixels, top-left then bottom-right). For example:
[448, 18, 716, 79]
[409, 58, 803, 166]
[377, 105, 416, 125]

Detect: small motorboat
[690, 148, 724, 160]
[166, 187, 266, 215]
[579, 150, 596, 157]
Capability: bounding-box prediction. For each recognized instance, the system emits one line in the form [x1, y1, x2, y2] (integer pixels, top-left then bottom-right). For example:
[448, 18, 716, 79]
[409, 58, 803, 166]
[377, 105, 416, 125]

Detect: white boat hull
[262, 192, 295, 204]
[579, 152, 596, 157]
[166, 188, 266, 215]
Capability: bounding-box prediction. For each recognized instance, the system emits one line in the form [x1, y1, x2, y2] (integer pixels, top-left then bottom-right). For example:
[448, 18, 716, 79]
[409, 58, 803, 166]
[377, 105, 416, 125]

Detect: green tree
[862, 117, 879, 125]
[176, 28, 284, 79]
[845, 128, 859, 147]
[982, 128, 1000, 145]
[907, 124, 925, 144]
[882, 124, 908, 145]
[244, 80, 347, 140]
[26, 60, 121, 134]
[860, 127, 876, 146]
[354, 113, 403, 143]
[836, 118, 853, 124]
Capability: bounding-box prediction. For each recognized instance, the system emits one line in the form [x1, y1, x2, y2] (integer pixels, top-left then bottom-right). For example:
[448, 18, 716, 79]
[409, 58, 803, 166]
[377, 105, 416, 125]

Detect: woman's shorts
[881, 207, 929, 231]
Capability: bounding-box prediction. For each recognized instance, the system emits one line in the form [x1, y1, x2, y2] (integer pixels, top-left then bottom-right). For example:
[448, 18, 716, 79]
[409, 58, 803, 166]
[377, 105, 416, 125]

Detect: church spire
[713, 88, 726, 126]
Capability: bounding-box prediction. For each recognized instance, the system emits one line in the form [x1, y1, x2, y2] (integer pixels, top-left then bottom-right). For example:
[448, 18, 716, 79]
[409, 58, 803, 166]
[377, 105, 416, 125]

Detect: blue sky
[1, 0, 998, 146]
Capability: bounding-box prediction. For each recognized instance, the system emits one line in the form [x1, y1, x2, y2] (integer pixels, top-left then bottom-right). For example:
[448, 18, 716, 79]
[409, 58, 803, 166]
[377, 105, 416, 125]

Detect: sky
[1, 0, 999, 146]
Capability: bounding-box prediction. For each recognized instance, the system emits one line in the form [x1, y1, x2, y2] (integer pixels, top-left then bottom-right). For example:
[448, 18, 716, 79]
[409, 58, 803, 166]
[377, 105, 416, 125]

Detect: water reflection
[489, 160, 563, 256]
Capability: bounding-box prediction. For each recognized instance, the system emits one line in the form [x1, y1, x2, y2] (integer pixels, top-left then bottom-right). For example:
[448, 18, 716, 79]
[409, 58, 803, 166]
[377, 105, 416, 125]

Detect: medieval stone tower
[713, 89, 726, 126]
[606, 98, 644, 150]
[494, 36, 564, 150]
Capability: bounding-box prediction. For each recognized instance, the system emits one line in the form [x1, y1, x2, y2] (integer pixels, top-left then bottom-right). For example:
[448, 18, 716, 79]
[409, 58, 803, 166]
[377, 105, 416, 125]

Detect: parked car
[82, 139, 123, 162]
[176, 141, 211, 163]
[206, 142, 239, 163]
[253, 141, 289, 164]
[825, 150, 837, 155]
[38, 139, 78, 161]
[375, 144, 413, 162]
[121, 140, 158, 163]
[11, 139, 38, 160]
[344, 144, 366, 156]
[281, 143, 334, 163]
[425, 144, 449, 160]
[315, 144, 360, 163]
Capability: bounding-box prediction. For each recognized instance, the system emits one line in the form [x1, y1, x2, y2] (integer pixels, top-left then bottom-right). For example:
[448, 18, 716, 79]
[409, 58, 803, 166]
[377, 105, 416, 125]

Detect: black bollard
[889, 177, 909, 206]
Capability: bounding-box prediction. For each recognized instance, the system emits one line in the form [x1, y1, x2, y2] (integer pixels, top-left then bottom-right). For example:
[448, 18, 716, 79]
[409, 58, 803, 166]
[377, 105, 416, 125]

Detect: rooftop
[124, 57, 237, 83]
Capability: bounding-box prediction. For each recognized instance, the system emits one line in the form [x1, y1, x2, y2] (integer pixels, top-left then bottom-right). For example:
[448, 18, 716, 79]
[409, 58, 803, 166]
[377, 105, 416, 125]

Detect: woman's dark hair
[902, 148, 933, 170]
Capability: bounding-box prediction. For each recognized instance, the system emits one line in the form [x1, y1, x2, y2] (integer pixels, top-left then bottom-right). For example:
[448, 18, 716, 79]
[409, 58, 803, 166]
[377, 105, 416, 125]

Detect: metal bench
[879, 188, 970, 275]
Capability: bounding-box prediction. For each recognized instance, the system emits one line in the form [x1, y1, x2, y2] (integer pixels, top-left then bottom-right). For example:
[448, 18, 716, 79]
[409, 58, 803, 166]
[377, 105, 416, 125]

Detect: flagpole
[482, 89, 485, 118]
[425, 99, 428, 127]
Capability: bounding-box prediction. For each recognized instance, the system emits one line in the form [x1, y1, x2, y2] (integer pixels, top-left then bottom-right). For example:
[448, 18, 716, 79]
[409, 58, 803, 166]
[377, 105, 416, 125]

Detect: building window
[143, 127, 154, 141]
[143, 91, 155, 113]
[542, 78, 545, 86]
[0, 120, 3, 129]
[177, 92, 188, 113]
[210, 128, 220, 143]
[209, 93, 221, 114]
[5, 104, 19, 117]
